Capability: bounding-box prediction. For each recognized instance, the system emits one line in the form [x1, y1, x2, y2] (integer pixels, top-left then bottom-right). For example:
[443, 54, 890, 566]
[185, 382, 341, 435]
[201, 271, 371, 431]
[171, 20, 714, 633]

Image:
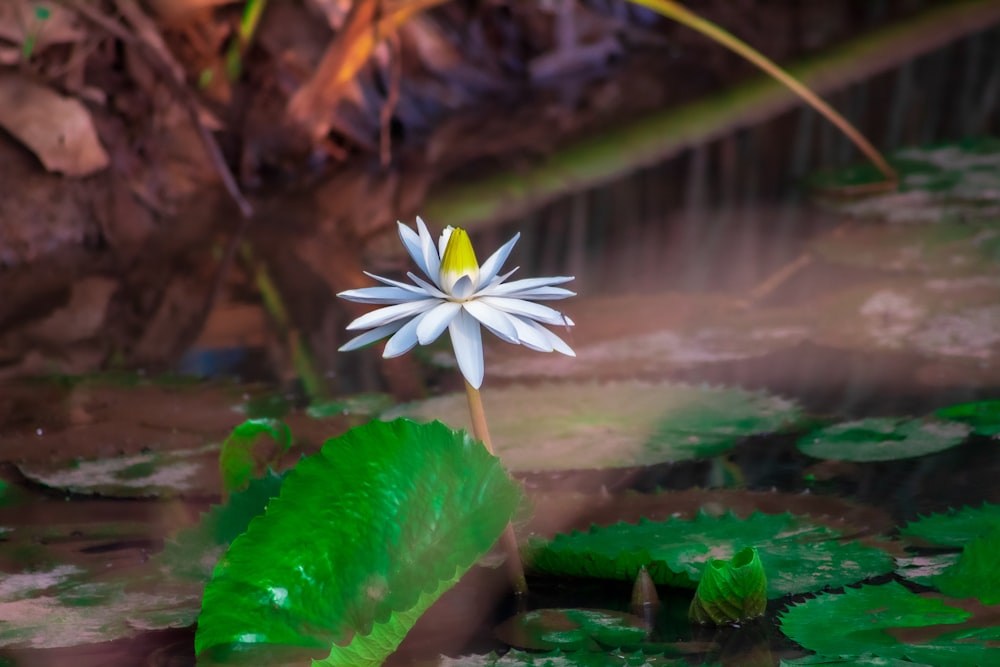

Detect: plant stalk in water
[465, 379, 528, 594]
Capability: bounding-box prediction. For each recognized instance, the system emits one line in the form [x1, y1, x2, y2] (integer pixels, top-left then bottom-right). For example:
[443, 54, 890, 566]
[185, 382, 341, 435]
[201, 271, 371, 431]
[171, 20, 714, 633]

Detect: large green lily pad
[530, 512, 894, 598]
[196, 419, 523, 665]
[796, 417, 971, 462]
[389, 382, 803, 471]
[780, 581, 1000, 666]
[932, 531, 1000, 605]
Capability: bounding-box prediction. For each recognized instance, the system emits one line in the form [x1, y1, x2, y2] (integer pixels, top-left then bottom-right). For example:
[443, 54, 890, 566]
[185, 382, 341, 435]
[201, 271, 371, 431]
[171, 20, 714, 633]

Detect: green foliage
[934, 400, 1000, 436]
[494, 609, 649, 652]
[218, 418, 292, 493]
[392, 382, 803, 471]
[780, 581, 1000, 666]
[932, 531, 1000, 604]
[781, 656, 932, 666]
[901, 503, 1000, 547]
[796, 417, 970, 462]
[195, 419, 523, 664]
[689, 547, 766, 625]
[531, 512, 893, 598]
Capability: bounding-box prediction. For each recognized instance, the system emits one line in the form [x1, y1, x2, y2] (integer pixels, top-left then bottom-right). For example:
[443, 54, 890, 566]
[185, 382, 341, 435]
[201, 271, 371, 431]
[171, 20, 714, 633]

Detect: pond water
[3, 16, 1000, 667]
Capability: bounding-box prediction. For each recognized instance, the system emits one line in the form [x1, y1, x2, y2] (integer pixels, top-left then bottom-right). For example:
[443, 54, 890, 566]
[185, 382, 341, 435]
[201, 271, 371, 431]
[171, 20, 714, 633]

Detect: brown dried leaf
[0, 72, 108, 176]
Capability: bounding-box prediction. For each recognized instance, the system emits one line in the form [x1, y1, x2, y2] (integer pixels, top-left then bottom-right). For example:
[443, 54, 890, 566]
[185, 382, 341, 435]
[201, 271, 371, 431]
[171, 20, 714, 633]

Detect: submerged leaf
[436, 649, 696, 666]
[689, 547, 767, 625]
[494, 609, 649, 652]
[934, 400, 1000, 436]
[195, 419, 523, 663]
[796, 417, 970, 462]
[390, 382, 802, 471]
[531, 512, 893, 598]
[780, 581, 1000, 665]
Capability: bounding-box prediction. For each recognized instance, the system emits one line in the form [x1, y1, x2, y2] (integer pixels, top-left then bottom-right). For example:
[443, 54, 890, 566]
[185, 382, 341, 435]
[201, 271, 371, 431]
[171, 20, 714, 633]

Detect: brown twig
[380, 29, 402, 168]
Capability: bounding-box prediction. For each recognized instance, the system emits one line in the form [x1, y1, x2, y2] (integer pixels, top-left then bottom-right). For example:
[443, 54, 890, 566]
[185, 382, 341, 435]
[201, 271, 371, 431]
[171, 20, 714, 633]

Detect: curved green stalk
[626, 0, 896, 185]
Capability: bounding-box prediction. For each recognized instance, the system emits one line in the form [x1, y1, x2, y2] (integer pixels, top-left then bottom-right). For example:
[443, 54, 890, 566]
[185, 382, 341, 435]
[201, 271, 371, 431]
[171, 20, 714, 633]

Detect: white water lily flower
[338, 217, 575, 388]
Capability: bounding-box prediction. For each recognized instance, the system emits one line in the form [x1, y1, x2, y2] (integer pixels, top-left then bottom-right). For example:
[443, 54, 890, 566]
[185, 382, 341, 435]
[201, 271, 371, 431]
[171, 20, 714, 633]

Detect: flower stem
[464, 381, 529, 595]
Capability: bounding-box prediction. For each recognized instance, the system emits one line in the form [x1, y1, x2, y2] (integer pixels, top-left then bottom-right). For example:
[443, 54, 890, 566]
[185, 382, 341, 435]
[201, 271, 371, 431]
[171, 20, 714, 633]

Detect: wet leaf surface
[901, 503, 1000, 548]
[196, 420, 523, 663]
[494, 609, 649, 652]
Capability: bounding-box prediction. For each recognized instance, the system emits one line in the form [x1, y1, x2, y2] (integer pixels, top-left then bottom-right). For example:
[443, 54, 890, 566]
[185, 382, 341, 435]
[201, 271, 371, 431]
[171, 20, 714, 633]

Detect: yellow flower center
[439, 227, 480, 299]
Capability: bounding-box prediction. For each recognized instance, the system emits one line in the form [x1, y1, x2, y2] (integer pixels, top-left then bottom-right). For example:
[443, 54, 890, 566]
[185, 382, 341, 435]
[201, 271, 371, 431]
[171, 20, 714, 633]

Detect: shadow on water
[3, 12, 1000, 667]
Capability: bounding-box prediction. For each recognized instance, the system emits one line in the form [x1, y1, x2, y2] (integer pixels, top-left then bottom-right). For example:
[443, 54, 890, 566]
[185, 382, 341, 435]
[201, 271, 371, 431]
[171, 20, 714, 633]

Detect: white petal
[477, 233, 520, 285]
[506, 315, 554, 352]
[451, 275, 476, 300]
[448, 309, 484, 388]
[479, 275, 575, 296]
[338, 320, 406, 351]
[406, 272, 448, 298]
[398, 222, 432, 279]
[337, 286, 430, 304]
[437, 225, 454, 260]
[476, 296, 573, 326]
[362, 271, 426, 294]
[502, 286, 576, 300]
[463, 300, 519, 344]
[416, 301, 462, 345]
[481, 267, 519, 290]
[416, 217, 442, 284]
[382, 316, 422, 358]
[523, 319, 576, 356]
[345, 299, 439, 331]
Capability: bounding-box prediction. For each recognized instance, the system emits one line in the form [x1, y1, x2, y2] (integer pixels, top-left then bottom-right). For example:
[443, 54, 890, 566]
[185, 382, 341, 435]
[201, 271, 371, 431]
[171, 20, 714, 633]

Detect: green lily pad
[934, 400, 1000, 436]
[781, 655, 933, 666]
[689, 546, 767, 625]
[435, 650, 698, 666]
[780, 581, 1000, 666]
[813, 139, 1000, 224]
[307, 393, 395, 419]
[530, 512, 894, 598]
[389, 382, 803, 471]
[932, 531, 1000, 604]
[0, 470, 287, 648]
[901, 503, 1000, 547]
[195, 419, 523, 664]
[16, 444, 219, 497]
[796, 417, 971, 462]
[495, 609, 649, 652]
